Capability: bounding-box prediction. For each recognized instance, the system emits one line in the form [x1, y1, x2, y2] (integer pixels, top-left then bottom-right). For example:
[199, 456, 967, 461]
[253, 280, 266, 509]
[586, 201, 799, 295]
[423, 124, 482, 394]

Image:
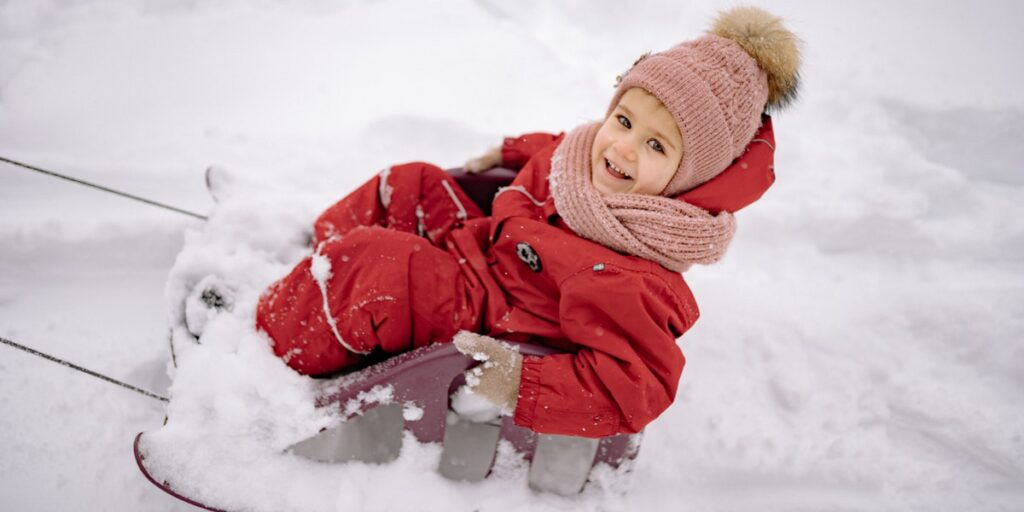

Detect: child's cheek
[594, 132, 611, 155]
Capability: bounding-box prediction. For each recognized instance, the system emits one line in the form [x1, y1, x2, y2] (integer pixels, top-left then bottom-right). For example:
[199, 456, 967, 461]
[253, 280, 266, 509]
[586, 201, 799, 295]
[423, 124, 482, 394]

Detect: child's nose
[613, 137, 638, 161]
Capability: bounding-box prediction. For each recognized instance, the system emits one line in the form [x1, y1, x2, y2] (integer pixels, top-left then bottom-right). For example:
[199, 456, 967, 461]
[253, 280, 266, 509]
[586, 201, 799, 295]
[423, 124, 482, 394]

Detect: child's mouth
[604, 158, 632, 180]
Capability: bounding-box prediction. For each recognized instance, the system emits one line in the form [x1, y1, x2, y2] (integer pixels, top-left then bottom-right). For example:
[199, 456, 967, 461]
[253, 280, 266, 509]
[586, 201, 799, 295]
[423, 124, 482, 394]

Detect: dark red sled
[136, 341, 641, 510]
[135, 168, 642, 511]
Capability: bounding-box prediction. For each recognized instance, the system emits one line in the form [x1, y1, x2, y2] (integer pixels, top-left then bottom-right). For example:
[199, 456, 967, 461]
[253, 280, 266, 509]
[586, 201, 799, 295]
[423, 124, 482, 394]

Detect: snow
[1, 1, 1023, 511]
[182, 274, 233, 337]
[309, 251, 332, 283]
[377, 167, 393, 209]
[344, 385, 395, 417]
[402, 403, 424, 422]
[309, 246, 352, 353]
[451, 385, 502, 423]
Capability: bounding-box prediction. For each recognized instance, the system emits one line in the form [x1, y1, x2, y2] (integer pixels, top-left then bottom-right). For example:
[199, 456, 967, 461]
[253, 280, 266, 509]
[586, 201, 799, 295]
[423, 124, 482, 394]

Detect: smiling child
[252, 6, 801, 436]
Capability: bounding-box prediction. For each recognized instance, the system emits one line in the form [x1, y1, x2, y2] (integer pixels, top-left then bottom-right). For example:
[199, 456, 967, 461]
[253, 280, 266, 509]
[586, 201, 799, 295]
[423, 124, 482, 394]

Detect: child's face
[590, 88, 683, 196]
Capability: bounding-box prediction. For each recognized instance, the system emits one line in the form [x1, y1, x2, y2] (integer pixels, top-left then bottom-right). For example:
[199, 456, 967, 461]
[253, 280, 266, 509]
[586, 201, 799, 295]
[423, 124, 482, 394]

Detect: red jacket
[467, 118, 775, 436]
[257, 118, 777, 438]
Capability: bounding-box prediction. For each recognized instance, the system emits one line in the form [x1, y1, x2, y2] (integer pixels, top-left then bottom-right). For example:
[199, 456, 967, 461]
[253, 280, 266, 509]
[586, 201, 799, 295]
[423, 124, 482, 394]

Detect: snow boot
[184, 275, 235, 339]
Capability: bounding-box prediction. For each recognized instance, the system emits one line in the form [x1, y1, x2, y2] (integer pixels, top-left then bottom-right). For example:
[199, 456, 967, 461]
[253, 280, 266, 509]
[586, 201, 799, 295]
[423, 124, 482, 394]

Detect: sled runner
[135, 166, 644, 510]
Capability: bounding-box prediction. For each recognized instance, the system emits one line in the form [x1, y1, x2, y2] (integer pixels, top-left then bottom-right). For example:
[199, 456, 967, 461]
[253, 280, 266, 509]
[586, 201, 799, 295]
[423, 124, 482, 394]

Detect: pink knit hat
[607, 7, 801, 196]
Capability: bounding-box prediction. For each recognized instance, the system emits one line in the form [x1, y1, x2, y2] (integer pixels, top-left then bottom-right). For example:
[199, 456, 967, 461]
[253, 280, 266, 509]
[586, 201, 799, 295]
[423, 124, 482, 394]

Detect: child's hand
[463, 146, 502, 174]
[452, 331, 523, 414]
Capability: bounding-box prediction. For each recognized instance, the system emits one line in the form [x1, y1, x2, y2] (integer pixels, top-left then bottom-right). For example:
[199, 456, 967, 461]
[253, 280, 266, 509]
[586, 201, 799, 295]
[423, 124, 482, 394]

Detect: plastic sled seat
[446, 166, 519, 216]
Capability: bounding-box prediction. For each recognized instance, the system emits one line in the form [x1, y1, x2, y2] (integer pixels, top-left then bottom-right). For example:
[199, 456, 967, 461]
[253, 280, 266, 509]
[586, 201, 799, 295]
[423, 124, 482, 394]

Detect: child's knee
[255, 258, 363, 375]
[388, 161, 447, 180]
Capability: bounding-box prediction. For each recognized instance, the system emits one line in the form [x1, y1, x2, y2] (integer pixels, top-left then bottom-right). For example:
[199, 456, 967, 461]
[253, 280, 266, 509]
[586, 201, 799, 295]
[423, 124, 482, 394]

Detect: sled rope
[0, 334, 169, 403]
[0, 155, 208, 221]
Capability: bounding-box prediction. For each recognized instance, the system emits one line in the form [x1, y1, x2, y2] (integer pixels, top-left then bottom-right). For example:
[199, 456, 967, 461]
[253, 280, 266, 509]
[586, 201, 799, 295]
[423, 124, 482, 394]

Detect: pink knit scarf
[548, 122, 737, 273]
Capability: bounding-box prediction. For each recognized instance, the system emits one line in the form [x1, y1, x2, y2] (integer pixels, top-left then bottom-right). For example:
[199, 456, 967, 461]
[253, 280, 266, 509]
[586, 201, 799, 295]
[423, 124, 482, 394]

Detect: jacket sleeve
[513, 267, 697, 438]
[500, 132, 561, 170]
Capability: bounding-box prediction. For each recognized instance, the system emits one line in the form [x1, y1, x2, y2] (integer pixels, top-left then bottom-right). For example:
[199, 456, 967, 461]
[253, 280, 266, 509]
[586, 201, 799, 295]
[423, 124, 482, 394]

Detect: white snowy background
[2, 0, 1023, 510]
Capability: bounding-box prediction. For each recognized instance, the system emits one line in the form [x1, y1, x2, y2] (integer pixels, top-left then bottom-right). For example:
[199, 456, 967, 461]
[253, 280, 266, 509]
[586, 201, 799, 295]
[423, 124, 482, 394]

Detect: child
[255, 6, 800, 438]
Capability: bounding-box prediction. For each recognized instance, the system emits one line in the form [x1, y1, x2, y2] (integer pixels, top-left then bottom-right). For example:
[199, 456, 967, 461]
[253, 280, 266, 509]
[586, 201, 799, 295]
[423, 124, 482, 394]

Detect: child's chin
[595, 183, 623, 196]
[591, 174, 624, 195]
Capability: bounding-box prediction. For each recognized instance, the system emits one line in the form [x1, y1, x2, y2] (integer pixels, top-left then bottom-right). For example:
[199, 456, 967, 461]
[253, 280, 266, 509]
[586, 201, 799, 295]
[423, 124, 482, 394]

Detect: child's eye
[616, 114, 631, 129]
[648, 139, 665, 153]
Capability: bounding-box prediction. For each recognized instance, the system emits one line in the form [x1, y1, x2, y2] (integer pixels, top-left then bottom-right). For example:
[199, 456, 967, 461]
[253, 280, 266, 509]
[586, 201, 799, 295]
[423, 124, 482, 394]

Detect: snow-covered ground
[2, 0, 1023, 510]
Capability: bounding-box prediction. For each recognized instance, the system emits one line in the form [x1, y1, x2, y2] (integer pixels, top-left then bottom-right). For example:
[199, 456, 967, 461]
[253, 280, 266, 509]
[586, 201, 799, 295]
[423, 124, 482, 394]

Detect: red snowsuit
[256, 118, 777, 438]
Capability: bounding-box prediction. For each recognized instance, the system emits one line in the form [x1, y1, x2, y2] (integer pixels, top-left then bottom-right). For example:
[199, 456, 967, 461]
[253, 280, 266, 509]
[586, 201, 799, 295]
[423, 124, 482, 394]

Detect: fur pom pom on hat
[709, 6, 802, 112]
[607, 6, 801, 196]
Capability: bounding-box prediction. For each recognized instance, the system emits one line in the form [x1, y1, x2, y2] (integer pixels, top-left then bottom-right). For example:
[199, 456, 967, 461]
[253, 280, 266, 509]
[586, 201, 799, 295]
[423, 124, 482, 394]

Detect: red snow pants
[255, 162, 485, 376]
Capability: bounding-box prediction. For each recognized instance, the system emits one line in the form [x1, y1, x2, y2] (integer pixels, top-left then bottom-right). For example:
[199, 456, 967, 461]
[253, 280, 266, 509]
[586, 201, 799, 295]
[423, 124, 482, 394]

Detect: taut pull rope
[0, 155, 208, 221]
[1, 335, 169, 403]
[0, 154, 197, 404]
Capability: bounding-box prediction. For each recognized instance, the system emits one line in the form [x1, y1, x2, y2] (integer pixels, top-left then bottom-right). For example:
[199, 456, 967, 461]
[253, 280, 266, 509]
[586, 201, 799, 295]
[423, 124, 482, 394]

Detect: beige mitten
[463, 146, 502, 174]
[452, 331, 523, 413]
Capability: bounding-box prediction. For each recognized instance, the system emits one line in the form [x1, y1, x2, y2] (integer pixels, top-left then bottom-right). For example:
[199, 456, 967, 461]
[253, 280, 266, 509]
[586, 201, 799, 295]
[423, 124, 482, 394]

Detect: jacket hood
[674, 115, 776, 214]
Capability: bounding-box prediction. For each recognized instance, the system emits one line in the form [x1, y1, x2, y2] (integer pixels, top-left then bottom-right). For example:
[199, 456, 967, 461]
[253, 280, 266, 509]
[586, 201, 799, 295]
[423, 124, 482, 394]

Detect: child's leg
[256, 226, 477, 376]
[313, 162, 484, 245]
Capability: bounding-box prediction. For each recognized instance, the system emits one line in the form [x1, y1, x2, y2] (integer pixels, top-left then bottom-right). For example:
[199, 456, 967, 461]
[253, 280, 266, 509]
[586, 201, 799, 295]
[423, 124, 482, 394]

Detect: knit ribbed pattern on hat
[608, 35, 769, 196]
[549, 122, 736, 272]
